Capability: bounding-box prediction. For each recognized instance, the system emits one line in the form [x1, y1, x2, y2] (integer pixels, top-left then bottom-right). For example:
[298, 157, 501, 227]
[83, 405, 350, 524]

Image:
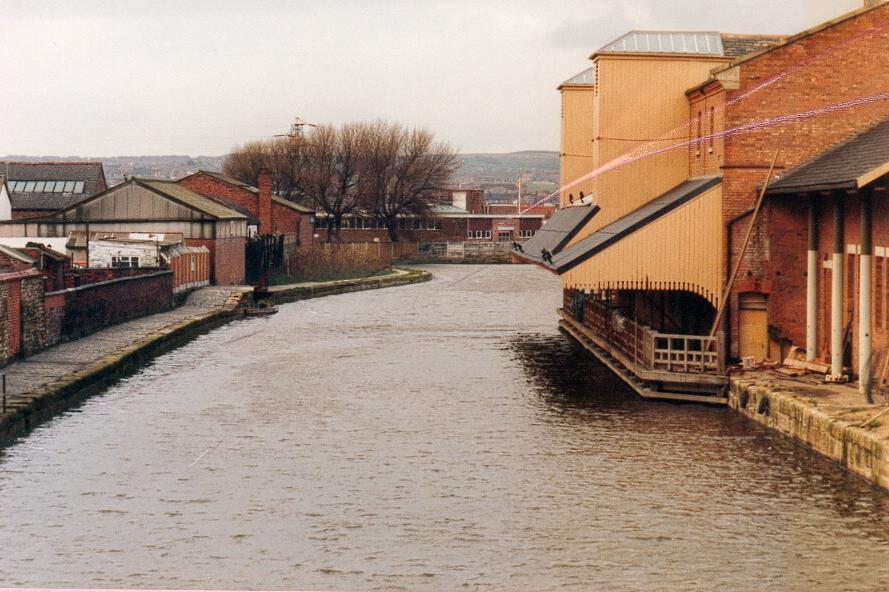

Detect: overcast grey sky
[1, 0, 863, 156]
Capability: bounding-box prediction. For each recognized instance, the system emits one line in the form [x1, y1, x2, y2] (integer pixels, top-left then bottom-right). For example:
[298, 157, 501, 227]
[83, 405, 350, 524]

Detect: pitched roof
[712, 1, 887, 76]
[598, 31, 723, 55]
[594, 30, 785, 59]
[768, 115, 889, 194]
[66, 231, 185, 249]
[0, 161, 106, 211]
[135, 179, 247, 219]
[192, 170, 259, 194]
[272, 195, 314, 214]
[513, 203, 599, 265]
[184, 170, 314, 214]
[0, 244, 36, 265]
[560, 66, 596, 87]
[720, 34, 785, 57]
[549, 176, 722, 273]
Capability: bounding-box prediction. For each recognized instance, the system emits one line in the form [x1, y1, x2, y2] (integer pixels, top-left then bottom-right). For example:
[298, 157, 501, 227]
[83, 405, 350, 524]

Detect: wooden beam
[709, 149, 780, 337]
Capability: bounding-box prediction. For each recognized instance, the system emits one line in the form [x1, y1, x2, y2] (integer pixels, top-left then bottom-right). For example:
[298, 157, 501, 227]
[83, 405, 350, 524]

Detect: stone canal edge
[730, 378, 889, 492]
[0, 267, 432, 445]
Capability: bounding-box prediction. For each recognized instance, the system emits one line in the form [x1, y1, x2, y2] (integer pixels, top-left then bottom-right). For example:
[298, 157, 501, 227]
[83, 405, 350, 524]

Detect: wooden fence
[576, 297, 724, 375]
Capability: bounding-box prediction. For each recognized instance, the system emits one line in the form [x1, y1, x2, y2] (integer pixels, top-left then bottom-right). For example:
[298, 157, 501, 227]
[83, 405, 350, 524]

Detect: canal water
[1, 265, 889, 591]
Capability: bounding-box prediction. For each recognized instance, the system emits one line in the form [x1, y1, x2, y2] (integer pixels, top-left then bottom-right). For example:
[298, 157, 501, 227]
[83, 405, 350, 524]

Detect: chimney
[257, 168, 272, 235]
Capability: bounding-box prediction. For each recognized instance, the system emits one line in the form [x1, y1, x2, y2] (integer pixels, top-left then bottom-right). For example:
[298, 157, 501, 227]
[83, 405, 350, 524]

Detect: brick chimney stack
[257, 169, 273, 235]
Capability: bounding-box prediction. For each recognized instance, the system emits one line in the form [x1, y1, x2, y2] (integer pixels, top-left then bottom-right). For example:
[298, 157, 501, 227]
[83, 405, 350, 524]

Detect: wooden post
[709, 149, 780, 338]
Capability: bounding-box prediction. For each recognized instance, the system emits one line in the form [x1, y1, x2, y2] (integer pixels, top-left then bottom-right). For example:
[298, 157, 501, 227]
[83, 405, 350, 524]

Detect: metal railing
[417, 241, 513, 260]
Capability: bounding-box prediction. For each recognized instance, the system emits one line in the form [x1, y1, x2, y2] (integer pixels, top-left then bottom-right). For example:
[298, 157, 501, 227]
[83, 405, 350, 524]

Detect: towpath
[0, 286, 249, 428]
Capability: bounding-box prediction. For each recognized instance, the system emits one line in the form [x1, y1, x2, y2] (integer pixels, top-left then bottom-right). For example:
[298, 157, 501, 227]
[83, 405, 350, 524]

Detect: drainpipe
[830, 191, 845, 378]
[859, 188, 873, 399]
[806, 195, 818, 361]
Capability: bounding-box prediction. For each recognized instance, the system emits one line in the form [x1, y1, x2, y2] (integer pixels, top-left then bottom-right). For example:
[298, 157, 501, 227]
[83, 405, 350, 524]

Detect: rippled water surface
[2, 265, 889, 590]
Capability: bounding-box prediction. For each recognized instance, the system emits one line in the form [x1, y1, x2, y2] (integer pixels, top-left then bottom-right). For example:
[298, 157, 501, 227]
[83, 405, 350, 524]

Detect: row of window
[694, 107, 716, 155]
[467, 229, 536, 239]
[111, 256, 140, 268]
[321, 218, 444, 231]
[8, 180, 85, 193]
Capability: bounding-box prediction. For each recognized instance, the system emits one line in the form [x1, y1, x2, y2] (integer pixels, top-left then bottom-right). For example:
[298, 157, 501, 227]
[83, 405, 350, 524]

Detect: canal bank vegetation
[270, 241, 417, 283]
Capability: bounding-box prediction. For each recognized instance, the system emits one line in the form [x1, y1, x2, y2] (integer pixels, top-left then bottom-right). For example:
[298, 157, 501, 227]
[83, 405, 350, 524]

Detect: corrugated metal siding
[561, 183, 723, 307]
[559, 85, 597, 205]
[568, 55, 730, 246]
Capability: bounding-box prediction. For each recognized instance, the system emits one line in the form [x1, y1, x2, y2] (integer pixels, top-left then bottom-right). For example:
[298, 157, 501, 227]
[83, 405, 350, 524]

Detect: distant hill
[1, 154, 226, 185]
[455, 150, 559, 185]
[2, 150, 559, 187]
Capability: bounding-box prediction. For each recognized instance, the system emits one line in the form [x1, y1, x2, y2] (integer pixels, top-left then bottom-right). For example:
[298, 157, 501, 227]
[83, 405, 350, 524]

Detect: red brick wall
[63, 266, 153, 289]
[713, 5, 889, 356]
[0, 252, 33, 272]
[723, 4, 889, 224]
[299, 214, 316, 246]
[0, 270, 44, 366]
[49, 271, 174, 342]
[178, 173, 258, 219]
[180, 172, 311, 245]
[767, 189, 889, 369]
[271, 202, 302, 239]
[315, 218, 467, 243]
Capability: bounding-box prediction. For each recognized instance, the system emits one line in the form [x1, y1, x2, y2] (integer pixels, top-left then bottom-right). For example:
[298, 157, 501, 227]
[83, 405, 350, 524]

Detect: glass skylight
[8, 180, 88, 193]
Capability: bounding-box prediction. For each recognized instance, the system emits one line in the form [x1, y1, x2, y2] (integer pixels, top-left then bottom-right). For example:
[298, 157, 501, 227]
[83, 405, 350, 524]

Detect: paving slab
[0, 286, 249, 406]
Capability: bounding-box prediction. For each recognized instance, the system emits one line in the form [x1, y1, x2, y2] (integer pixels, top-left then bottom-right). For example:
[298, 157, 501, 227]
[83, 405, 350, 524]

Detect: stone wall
[20, 277, 46, 356]
[0, 270, 44, 366]
[730, 378, 889, 491]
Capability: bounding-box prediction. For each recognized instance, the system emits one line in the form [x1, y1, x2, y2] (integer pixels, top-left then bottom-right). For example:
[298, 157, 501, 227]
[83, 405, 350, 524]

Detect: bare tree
[223, 140, 269, 187]
[225, 120, 455, 242]
[359, 121, 457, 242]
[283, 124, 365, 241]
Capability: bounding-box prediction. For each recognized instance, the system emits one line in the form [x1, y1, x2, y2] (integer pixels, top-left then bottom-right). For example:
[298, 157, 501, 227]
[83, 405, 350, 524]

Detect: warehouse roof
[0, 161, 107, 212]
[549, 176, 722, 274]
[768, 115, 889, 194]
[513, 203, 599, 265]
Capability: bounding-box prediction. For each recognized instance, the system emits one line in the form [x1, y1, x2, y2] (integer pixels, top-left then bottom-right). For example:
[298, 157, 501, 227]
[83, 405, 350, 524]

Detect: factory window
[111, 256, 139, 268]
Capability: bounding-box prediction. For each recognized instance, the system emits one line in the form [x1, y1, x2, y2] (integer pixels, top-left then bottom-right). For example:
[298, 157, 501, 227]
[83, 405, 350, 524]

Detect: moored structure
[519, 1, 889, 403]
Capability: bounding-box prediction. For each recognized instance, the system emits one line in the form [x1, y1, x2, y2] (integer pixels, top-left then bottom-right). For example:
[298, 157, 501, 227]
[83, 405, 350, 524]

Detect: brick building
[516, 0, 889, 401]
[0, 161, 107, 220]
[178, 170, 315, 246]
[0, 176, 10, 220]
[0, 178, 248, 285]
[314, 189, 552, 244]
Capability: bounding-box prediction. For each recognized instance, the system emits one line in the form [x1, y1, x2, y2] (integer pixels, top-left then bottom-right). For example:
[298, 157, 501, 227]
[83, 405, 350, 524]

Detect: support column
[831, 192, 845, 378]
[859, 190, 873, 398]
[807, 195, 818, 361]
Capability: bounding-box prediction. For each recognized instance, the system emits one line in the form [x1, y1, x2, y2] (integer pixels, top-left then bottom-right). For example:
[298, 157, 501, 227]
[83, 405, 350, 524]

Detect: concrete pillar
[806, 195, 818, 361]
[859, 190, 873, 398]
[831, 192, 845, 378]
